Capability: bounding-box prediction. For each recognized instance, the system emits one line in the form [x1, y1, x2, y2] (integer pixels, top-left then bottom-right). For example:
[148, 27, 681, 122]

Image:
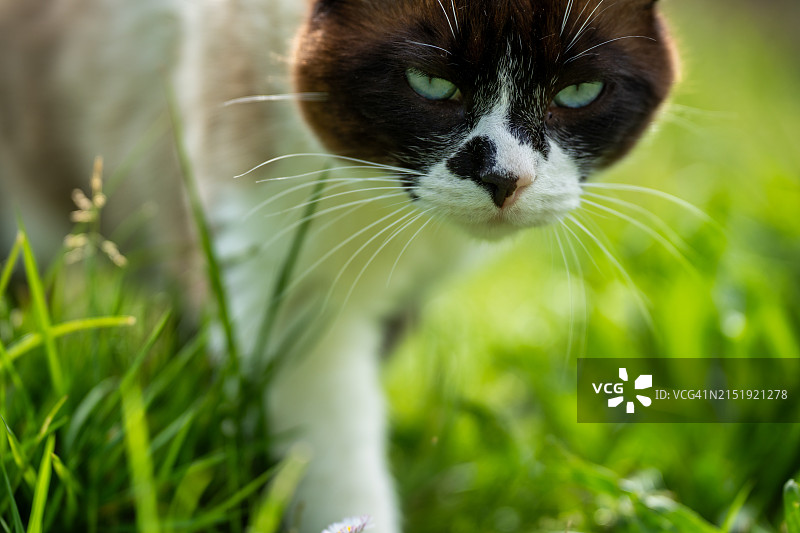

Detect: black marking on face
[446, 136, 497, 180]
[508, 111, 549, 156]
[446, 136, 518, 207]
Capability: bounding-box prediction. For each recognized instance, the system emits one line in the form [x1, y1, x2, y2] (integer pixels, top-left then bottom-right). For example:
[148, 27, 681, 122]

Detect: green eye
[553, 81, 605, 109]
[406, 68, 460, 101]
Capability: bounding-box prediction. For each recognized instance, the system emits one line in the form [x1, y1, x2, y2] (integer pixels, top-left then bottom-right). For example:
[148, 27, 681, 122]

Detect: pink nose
[499, 174, 534, 209]
[479, 171, 518, 208]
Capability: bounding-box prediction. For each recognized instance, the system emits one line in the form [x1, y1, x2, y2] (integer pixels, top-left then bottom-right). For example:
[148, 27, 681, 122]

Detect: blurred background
[1, 1, 799, 532]
[386, 2, 800, 531]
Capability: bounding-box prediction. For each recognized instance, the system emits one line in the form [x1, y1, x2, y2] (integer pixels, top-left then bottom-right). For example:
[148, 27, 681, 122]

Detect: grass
[0, 223, 297, 532]
[2, 1, 800, 532]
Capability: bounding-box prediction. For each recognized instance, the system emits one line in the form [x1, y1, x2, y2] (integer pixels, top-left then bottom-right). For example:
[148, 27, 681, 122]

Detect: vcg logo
[592, 367, 653, 414]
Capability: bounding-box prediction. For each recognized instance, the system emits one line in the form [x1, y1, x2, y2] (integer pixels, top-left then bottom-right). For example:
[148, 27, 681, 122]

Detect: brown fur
[294, 0, 675, 172]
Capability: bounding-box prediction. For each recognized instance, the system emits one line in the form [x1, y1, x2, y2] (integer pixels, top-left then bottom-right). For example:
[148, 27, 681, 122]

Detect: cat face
[294, 0, 676, 238]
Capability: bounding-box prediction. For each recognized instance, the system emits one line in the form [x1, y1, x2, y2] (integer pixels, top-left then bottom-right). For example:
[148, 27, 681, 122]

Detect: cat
[0, 0, 676, 531]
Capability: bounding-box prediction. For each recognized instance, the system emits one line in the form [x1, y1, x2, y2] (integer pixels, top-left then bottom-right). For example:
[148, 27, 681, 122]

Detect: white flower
[321, 515, 373, 533]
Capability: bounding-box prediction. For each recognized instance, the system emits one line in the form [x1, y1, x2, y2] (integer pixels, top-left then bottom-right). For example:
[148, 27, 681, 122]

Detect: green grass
[2, 2, 800, 532]
[0, 223, 298, 531]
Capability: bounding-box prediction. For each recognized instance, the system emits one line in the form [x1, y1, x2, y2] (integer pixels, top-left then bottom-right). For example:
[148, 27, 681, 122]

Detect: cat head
[293, 0, 677, 239]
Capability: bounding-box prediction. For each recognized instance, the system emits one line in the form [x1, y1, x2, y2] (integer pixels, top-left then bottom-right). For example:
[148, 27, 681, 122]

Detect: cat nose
[479, 171, 519, 208]
[446, 136, 521, 208]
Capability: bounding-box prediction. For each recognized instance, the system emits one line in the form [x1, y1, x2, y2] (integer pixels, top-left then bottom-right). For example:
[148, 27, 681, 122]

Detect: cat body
[0, 1, 676, 531]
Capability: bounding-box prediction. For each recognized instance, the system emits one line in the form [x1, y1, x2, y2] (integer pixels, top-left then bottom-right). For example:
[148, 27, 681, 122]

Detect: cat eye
[406, 68, 460, 101]
[553, 81, 605, 109]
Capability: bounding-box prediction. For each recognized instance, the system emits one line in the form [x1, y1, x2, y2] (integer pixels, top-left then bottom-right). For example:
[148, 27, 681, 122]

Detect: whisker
[284, 204, 416, 304]
[450, 0, 459, 33]
[560, 217, 603, 276]
[560, 0, 575, 37]
[278, 201, 371, 255]
[657, 112, 710, 137]
[222, 93, 328, 106]
[386, 215, 437, 287]
[386, 208, 434, 248]
[257, 191, 411, 254]
[381, 197, 422, 211]
[262, 186, 409, 219]
[566, 35, 656, 63]
[228, 198, 370, 268]
[235, 153, 419, 179]
[580, 182, 717, 226]
[567, 214, 653, 326]
[327, 208, 423, 310]
[579, 198, 694, 273]
[565, 0, 604, 52]
[581, 191, 688, 250]
[256, 199, 408, 338]
[340, 209, 434, 310]
[667, 103, 738, 120]
[560, 222, 588, 358]
[405, 39, 453, 56]
[437, 0, 457, 39]
[565, 0, 592, 44]
[254, 165, 402, 184]
[246, 178, 339, 220]
[553, 224, 576, 363]
[245, 176, 400, 220]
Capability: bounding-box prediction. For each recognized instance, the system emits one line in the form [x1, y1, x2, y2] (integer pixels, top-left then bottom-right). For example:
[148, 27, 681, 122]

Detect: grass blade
[36, 396, 69, 445]
[143, 331, 207, 408]
[786, 479, 800, 533]
[0, 341, 36, 426]
[0, 233, 22, 298]
[721, 482, 752, 532]
[4, 316, 136, 363]
[182, 466, 279, 531]
[121, 382, 161, 533]
[0, 446, 24, 533]
[166, 459, 216, 528]
[64, 379, 117, 452]
[255, 172, 328, 357]
[150, 403, 200, 456]
[50, 452, 82, 497]
[164, 82, 239, 366]
[119, 310, 171, 391]
[16, 222, 64, 394]
[156, 415, 196, 483]
[248, 444, 311, 533]
[1, 419, 35, 489]
[27, 434, 55, 533]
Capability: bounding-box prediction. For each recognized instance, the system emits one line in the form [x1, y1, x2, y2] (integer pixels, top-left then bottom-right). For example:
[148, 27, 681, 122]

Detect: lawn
[2, 2, 800, 532]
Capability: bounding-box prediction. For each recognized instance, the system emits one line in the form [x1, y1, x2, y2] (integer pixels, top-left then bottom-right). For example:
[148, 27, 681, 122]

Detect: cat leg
[268, 315, 400, 533]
